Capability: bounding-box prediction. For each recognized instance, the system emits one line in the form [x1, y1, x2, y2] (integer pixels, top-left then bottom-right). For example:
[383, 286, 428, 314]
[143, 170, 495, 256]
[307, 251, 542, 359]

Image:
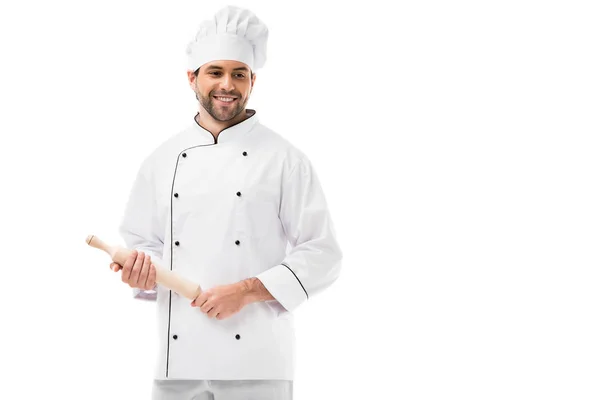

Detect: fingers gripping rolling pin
[86, 235, 202, 300]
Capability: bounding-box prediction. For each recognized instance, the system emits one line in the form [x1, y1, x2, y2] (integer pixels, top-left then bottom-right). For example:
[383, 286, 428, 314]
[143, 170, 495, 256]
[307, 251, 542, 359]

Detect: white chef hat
[186, 6, 269, 72]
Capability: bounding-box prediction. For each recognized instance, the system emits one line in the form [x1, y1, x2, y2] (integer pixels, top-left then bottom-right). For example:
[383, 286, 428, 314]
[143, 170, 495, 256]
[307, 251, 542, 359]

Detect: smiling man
[112, 5, 343, 400]
[194, 63, 254, 125]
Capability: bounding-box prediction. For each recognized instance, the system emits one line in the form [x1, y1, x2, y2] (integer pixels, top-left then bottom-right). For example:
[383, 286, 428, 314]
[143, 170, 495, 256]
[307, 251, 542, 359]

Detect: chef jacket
[118, 110, 343, 380]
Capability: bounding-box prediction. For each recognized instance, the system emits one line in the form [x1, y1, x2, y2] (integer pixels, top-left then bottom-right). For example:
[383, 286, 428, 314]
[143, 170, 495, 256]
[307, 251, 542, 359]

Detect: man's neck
[196, 108, 250, 141]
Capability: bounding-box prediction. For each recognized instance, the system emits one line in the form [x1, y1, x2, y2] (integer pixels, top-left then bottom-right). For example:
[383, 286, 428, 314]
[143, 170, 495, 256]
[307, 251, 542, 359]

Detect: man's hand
[191, 282, 250, 320]
[109, 250, 157, 291]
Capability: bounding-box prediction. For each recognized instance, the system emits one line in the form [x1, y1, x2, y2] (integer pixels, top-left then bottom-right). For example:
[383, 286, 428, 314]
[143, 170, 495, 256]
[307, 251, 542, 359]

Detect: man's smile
[213, 95, 238, 105]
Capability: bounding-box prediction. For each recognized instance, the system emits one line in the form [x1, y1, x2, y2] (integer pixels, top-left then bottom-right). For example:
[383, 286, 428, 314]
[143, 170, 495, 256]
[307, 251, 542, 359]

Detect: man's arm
[254, 154, 343, 313]
[118, 160, 165, 301]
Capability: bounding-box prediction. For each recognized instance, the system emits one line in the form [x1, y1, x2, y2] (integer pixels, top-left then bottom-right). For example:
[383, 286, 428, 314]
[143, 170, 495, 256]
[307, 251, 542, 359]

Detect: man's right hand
[109, 250, 157, 291]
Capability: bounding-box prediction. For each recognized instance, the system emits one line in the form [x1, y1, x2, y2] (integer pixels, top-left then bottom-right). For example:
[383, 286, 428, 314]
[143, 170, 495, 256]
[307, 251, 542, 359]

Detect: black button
[174, 241, 180, 246]
[174, 193, 179, 198]
[182, 153, 187, 158]
[235, 240, 240, 245]
[173, 335, 178, 340]
[242, 151, 247, 156]
[235, 334, 241, 340]
[236, 191, 241, 197]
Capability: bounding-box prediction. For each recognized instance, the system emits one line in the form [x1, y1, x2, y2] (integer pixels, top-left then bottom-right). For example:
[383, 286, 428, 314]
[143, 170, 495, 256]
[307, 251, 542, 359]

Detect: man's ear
[249, 73, 257, 94]
[187, 70, 197, 89]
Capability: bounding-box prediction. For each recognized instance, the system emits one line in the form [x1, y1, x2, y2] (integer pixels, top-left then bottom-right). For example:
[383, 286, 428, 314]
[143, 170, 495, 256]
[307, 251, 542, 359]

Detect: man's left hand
[191, 282, 249, 320]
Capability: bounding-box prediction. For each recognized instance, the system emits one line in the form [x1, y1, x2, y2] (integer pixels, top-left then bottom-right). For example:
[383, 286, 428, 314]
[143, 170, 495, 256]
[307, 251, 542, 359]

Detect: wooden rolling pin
[86, 234, 202, 300]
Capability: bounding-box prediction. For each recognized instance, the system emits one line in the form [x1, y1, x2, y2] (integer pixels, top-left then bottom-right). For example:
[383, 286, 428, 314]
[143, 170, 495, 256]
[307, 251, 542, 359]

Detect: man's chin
[211, 113, 236, 122]
[210, 107, 243, 122]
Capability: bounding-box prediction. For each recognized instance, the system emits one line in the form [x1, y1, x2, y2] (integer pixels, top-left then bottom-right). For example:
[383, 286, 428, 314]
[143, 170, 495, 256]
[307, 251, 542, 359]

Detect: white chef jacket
[118, 109, 342, 380]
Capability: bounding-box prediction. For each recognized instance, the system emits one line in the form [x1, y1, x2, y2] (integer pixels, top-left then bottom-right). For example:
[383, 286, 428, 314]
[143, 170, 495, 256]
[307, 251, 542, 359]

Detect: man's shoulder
[138, 125, 196, 175]
[253, 121, 308, 164]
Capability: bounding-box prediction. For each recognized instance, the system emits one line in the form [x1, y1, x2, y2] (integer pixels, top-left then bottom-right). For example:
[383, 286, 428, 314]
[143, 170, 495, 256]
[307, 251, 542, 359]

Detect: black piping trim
[165, 143, 215, 378]
[193, 109, 256, 144]
[281, 262, 309, 300]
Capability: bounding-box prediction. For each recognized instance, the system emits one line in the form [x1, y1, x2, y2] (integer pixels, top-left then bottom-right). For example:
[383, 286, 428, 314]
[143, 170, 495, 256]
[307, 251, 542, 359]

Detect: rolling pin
[86, 234, 202, 300]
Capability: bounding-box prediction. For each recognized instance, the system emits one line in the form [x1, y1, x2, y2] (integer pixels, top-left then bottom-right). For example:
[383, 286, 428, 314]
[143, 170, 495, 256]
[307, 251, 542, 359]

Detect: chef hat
[186, 5, 269, 72]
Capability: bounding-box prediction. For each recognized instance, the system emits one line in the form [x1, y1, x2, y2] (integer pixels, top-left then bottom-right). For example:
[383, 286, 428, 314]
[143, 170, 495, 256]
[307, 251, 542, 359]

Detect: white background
[0, 0, 599, 399]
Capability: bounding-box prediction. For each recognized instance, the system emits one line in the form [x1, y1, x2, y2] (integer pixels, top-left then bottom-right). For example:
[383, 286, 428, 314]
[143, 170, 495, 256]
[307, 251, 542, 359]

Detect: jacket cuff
[256, 264, 308, 312]
[133, 286, 157, 301]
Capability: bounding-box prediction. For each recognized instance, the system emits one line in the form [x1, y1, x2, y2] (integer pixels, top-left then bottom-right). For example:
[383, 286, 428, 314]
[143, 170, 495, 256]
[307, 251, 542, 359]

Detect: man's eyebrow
[205, 65, 249, 73]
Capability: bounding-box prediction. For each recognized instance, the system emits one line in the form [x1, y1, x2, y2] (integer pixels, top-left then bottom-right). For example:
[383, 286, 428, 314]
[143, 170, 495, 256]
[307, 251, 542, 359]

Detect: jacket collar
[193, 109, 258, 145]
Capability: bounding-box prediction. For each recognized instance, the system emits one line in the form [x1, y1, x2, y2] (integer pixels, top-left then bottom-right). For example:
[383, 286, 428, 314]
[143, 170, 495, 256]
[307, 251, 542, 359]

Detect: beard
[197, 89, 247, 122]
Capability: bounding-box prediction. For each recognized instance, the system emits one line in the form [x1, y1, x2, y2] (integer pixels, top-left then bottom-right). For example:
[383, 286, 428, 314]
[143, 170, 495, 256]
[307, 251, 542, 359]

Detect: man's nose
[218, 75, 234, 91]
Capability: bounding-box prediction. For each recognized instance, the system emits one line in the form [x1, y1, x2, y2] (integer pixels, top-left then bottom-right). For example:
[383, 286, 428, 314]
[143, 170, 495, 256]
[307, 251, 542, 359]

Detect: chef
[110, 5, 343, 399]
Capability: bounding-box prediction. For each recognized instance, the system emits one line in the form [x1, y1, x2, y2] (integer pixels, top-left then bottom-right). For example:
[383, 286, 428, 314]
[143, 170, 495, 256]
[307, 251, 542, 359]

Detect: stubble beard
[197, 90, 247, 122]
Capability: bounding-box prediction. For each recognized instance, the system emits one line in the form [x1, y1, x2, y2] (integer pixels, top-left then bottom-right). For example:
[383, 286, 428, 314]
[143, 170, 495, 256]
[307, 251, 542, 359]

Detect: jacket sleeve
[256, 155, 343, 312]
[118, 162, 165, 301]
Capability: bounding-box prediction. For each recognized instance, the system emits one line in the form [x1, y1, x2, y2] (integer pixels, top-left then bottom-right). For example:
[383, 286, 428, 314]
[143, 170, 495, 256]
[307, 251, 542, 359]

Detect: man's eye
[209, 72, 221, 76]
[236, 74, 245, 79]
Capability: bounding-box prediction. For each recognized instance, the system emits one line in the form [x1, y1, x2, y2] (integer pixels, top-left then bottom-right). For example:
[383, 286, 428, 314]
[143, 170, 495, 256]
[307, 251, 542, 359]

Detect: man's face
[188, 60, 256, 122]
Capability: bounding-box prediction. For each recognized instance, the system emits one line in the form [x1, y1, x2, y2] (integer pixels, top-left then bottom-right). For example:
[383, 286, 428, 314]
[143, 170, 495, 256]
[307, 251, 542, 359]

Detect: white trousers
[151, 379, 293, 400]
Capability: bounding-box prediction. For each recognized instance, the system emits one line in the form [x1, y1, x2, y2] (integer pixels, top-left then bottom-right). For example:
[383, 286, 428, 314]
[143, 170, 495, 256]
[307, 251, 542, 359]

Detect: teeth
[216, 97, 235, 102]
